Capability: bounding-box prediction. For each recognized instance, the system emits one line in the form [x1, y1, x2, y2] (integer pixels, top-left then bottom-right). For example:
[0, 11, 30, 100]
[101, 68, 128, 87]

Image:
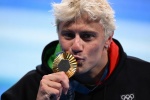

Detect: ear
[104, 32, 114, 48]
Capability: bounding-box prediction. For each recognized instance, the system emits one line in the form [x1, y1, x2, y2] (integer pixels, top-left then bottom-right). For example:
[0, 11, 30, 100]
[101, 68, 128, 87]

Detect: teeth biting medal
[52, 52, 77, 78]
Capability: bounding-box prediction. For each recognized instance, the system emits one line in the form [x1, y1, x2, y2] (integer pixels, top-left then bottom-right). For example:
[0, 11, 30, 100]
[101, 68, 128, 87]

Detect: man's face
[58, 17, 111, 77]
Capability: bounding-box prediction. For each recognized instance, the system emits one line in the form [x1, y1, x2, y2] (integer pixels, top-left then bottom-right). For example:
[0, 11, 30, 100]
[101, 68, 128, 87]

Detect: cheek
[87, 43, 104, 57]
[59, 39, 70, 51]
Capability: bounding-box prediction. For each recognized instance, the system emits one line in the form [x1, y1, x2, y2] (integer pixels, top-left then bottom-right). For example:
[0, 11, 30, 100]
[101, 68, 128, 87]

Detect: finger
[52, 72, 69, 94]
[41, 83, 62, 99]
[50, 87, 62, 100]
[48, 86, 62, 99]
[41, 78, 62, 90]
[43, 72, 69, 93]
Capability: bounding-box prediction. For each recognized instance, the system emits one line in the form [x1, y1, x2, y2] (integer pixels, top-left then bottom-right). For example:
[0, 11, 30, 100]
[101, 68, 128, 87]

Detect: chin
[77, 62, 83, 67]
[74, 68, 82, 76]
[74, 67, 88, 76]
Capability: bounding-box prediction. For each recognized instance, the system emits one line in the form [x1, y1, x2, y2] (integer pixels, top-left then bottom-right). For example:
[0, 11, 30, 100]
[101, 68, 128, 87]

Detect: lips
[65, 51, 85, 63]
[74, 56, 85, 63]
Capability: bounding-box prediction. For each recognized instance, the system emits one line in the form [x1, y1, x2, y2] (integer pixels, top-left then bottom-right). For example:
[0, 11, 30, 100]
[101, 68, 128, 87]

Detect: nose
[71, 35, 83, 54]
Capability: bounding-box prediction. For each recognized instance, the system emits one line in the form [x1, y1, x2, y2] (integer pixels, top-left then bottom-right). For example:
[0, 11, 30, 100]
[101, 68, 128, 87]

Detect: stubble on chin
[77, 62, 82, 67]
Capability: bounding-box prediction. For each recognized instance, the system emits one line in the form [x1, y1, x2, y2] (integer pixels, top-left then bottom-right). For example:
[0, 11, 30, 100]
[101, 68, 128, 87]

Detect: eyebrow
[61, 30, 97, 36]
[80, 30, 96, 33]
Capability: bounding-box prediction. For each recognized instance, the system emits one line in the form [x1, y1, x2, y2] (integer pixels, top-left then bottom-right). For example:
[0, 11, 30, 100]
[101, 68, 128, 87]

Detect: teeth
[52, 52, 77, 78]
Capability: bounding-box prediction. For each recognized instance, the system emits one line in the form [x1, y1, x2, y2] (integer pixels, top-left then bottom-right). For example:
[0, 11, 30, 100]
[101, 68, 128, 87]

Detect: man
[1, 0, 150, 100]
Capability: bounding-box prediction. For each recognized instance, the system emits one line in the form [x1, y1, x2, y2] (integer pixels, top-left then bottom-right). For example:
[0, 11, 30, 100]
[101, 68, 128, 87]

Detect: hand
[36, 72, 69, 100]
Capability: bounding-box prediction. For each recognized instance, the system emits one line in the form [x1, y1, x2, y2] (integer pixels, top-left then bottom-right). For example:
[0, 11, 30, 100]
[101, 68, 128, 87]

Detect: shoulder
[21, 64, 50, 82]
[126, 56, 150, 68]
[124, 56, 150, 78]
[21, 69, 42, 83]
[1, 69, 42, 100]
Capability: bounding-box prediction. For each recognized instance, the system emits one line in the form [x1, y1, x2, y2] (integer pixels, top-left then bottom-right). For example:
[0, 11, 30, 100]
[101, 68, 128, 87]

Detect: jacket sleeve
[1, 70, 42, 100]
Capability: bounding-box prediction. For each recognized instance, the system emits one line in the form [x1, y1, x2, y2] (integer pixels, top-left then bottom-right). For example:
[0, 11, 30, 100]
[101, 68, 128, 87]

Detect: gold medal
[52, 52, 77, 78]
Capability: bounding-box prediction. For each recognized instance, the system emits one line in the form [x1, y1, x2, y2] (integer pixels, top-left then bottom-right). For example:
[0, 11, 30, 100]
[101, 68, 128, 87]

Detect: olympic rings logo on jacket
[121, 93, 134, 100]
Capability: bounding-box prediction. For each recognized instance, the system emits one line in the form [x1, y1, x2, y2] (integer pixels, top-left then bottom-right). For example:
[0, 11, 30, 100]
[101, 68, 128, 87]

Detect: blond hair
[52, 0, 116, 39]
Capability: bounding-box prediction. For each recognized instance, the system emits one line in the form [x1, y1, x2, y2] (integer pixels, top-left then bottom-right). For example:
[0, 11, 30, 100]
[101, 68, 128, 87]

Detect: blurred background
[0, 0, 150, 97]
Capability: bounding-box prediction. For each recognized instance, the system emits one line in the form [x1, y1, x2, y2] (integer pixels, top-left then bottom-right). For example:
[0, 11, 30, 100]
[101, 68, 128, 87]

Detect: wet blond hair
[52, 0, 116, 39]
